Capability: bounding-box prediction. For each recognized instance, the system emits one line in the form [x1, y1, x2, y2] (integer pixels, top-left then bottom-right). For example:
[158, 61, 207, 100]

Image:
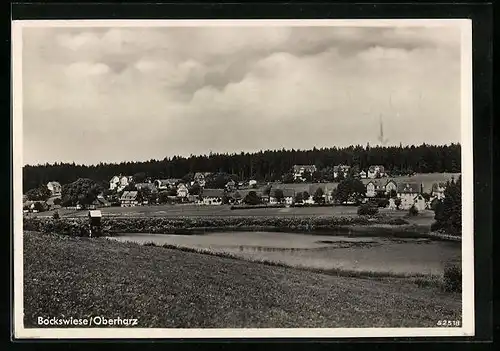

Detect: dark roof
[202, 189, 224, 198]
[120, 191, 138, 200]
[397, 183, 421, 194]
[293, 165, 316, 172]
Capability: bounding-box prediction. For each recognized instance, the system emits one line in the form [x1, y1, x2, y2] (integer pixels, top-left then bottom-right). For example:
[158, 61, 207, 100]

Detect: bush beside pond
[23, 214, 411, 237]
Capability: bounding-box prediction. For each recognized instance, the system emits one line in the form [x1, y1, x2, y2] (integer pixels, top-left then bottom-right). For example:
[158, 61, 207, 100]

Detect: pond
[108, 231, 461, 276]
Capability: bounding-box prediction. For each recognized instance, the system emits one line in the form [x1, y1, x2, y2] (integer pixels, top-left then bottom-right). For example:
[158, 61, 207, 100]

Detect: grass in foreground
[24, 231, 461, 328]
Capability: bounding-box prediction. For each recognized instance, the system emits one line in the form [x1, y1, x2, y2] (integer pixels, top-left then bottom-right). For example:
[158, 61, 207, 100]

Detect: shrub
[408, 205, 419, 216]
[52, 211, 60, 220]
[357, 204, 379, 216]
[443, 263, 462, 292]
[377, 198, 389, 208]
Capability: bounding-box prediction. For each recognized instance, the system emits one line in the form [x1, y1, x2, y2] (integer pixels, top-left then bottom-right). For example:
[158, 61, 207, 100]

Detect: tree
[394, 198, 402, 209]
[189, 183, 202, 195]
[282, 173, 294, 184]
[408, 205, 419, 216]
[273, 189, 284, 203]
[294, 192, 304, 203]
[133, 172, 147, 183]
[244, 191, 261, 205]
[334, 178, 365, 204]
[312, 171, 322, 183]
[433, 177, 461, 235]
[33, 201, 47, 212]
[302, 191, 310, 202]
[335, 171, 345, 182]
[52, 211, 60, 219]
[26, 185, 51, 201]
[313, 187, 325, 204]
[302, 171, 313, 182]
[389, 189, 398, 199]
[263, 185, 272, 196]
[61, 178, 103, 207]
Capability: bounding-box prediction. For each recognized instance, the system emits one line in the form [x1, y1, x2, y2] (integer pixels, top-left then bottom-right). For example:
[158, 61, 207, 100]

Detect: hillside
[23, 231, 461, 328]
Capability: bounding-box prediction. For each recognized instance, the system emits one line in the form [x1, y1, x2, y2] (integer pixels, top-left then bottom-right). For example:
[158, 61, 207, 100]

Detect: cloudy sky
[21, 23, 463, 165]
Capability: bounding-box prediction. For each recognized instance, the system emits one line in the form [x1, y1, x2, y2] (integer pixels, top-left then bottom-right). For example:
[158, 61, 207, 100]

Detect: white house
[431, 182, 447, 200]
[110, 175, 133, 192]
[176, 183, 189, 200]
[248, 179, 258, 187]
[397, 183, 423, 210]
[200, 189, 224, 205]
[120, 191, 139, 207]
[292, 165, 317, 181]
[46, 181, 62, 196]
[413, 194, 427, 212]
[365, 180, 385, 198]
[194, 172, 211, 187]
[225, 180, 236, 191]
[333, 165, 351, 179]
[367, 165, 386, 179]
[384, 180, 398, 196]
[359, 170, 367, 179]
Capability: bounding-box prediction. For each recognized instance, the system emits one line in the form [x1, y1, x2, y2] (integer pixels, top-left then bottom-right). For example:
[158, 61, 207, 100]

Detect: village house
[200, 189, 224, 205]
[46, 196, 62, 210]
[333, 165, 351, 179]
[46, 181, 62, 196]
[23, 200, 49, 213]
[365, 179, 386, 198]
[225, 179, 236, 192]
[292, 165, 317, 181]
[397, 183, 423, 210]
[193, 172, 212, 187]
[359, 170, 367, 179]
[120, 191, 139, 207]
[413, 194, 427, 212]
[248, 179, 258, 188]
[176, 183, 189, 201]
[282, 189, 295, 205]
[110, 175, 133, 192]
[154, 179, 179, 190]
[367, 165, 386, 179]
[230, 191, 243, 205]
[384, 179, 398, 196]
[92, 194, 111, 208]
[431, 182, 447, 200]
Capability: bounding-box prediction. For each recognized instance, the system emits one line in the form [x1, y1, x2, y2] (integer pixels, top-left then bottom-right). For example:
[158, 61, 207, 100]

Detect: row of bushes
[23, 213, 411, 237]
[230, 204, 286, 210]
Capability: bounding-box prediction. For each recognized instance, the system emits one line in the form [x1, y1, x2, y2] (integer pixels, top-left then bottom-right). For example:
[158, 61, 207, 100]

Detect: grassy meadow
[24, 231, 461, 328]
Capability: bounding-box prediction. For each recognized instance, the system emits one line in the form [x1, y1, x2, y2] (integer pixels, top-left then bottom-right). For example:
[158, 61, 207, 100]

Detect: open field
[30, 203, 433, 221]
[24, 231, 461, 328]
[111, 231, 460, 276]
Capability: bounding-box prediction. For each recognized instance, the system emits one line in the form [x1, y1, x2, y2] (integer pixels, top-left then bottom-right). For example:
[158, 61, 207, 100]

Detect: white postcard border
[12, 18, 474, 339]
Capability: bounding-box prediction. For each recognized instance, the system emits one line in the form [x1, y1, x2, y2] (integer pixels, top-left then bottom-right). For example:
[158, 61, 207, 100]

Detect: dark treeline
[23, 143, 461, 192]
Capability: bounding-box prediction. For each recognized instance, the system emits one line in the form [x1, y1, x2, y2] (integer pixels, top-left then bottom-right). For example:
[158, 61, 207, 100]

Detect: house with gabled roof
[110, 175, 133, 192]
[365, 179, 386, 198]
[119, 191, 139, 207]
[431, 182, 447, 200]
[193, 172, 212, 187]
[367, 165, 386, 179]
[333, 165, 351, 179]
[292, 165, 317, 181]
[200, 188, 224, 205]
[47, 181, 62, 196]
[397, 183, 423, 210]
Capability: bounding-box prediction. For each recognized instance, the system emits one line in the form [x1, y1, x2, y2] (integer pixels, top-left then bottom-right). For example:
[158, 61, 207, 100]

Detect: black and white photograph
[13, 19, 474, 339]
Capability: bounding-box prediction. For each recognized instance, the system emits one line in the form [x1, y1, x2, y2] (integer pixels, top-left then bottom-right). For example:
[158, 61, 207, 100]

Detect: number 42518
[437, 320, 461, 327]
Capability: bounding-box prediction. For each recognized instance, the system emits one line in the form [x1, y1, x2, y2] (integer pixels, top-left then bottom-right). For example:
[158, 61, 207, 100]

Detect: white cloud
[21, 25, 463, 165]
